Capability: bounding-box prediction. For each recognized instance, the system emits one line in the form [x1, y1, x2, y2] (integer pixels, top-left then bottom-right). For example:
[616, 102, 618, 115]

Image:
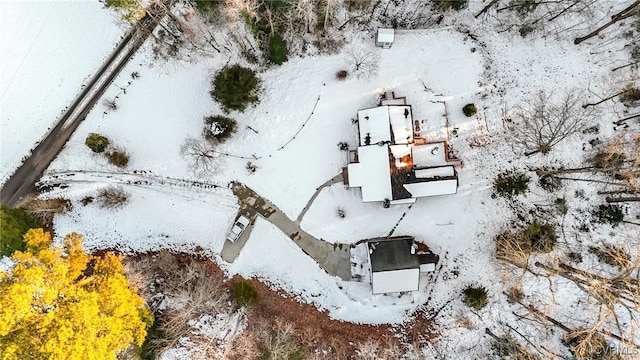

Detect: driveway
[221, 182, 351, 281]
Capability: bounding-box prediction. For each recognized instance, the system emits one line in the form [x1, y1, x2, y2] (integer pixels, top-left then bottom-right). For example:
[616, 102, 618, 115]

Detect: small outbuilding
[376, 28, 395, 49]
[367, 236, 439, 294]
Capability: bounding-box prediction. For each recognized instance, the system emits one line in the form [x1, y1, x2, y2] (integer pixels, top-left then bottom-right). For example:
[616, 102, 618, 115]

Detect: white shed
[376, 28, 395, 49]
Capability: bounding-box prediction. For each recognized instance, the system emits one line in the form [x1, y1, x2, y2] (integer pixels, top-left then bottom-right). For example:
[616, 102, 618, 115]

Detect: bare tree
[256, 319, 301, 359]
[180, 137, 221, 177]
[345, 45, 379, 78]
[103, 98, 118, 111]
[507, 90, 594, 156]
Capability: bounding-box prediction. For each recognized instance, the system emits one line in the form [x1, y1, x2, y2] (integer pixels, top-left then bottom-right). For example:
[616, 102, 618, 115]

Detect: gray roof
[368, 237, 420, 272]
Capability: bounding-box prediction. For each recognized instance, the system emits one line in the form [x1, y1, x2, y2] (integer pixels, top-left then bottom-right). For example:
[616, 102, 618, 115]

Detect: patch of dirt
[117, 251, 435, 358]
[231, 275, 399, 356]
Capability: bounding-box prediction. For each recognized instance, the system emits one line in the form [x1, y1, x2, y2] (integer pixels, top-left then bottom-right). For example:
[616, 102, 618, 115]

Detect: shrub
[494, 170, 530, 198]
[192, 0, 221, 14]
[24, 198, 70, 224]
[233, 279, 258, 307]
[336, 70, 348, 80]
[524, 222, 557, 253]
[567, 251, 583, 263]
[203, 115, 237, 143]
[563, 330, 612, 360]
[555, 197, 568, 215]
[462, 285, 488, 310]
[462, 103, 477, 117]
[491, 334, 521, 358]
[211, 64, 260, 112]
[506, 287, 524, 304]
[336, 207, 346, 218]
[268, 33, 288, 65]
[495, 230, 532, 267]
[246, 161, 258, 174]
[539, 174, 562, 192]
[590, 151, 626, 172]
[589, 245, 631, 269]
[85, 133, 110, 153]
[432, 0, 468, 11]
[107, 149, 130, 168]
[620, 86, 640, 103]
[0, 205, 42, 257]
[97, 186, 129, 209]
[593, 204, 624, 226]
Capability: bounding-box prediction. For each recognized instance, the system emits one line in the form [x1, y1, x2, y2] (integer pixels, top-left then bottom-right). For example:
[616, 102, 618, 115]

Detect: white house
[345, 93, 460, 205]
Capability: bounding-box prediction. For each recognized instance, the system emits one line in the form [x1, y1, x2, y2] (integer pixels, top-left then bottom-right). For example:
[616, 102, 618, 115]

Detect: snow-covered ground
[48, 179, 238, 255]
[0, 0, 125, 184]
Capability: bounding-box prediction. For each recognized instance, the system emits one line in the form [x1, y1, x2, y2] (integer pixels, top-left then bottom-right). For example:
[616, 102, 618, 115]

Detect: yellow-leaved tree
[0, 229, 152, 360]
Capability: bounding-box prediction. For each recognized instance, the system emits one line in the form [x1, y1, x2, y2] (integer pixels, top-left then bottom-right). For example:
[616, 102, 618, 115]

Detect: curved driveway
[222, 182, 352, 281]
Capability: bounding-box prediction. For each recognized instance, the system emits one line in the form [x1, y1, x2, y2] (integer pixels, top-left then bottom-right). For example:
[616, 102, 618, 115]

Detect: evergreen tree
[0, 206, 42, 257]
[210, 65, 260, 112]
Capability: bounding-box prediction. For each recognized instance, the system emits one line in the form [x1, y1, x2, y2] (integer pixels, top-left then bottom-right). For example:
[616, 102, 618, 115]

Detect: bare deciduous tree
[507, 90, 594, 156]
[346, 45, 379, 78]
[103, 98, 118, 111]
[256, 319, 301, 359]
[180, 136, 221, 177]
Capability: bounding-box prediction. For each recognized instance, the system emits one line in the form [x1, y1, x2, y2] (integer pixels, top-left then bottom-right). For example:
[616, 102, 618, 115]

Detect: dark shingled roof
[368, 237, 420, 272]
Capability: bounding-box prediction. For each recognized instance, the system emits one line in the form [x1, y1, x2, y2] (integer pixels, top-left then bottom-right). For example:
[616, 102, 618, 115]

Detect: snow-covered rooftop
[415, 166, 455, 178]
[376, 28, 395, 44]
[347, 145, 392, 202]
[388, 105, 413, 144]
[412, 142, 448, 168]
[404, 179, 458, 198]
[371, 269, 419, 294]
[357, 106, 391, 145]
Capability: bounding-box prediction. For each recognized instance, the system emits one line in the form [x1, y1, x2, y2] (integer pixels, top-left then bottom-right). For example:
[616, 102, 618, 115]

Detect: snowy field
[0, 0, 125, 184]
[47, 178, 238, 255]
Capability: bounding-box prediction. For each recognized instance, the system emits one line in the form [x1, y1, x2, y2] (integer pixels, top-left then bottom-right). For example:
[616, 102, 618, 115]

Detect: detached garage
[368, 237, 420, 294]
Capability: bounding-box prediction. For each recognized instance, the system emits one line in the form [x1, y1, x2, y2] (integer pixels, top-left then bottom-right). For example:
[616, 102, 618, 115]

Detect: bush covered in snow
[203, 115, 237, 143]
[85, 133, 110, 153]
[211, 65, 260, 112]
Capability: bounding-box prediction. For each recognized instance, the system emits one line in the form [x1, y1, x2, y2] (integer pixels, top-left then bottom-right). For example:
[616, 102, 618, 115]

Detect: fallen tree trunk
[574, 0, 640, 44]
[606, 196, 640, 203]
